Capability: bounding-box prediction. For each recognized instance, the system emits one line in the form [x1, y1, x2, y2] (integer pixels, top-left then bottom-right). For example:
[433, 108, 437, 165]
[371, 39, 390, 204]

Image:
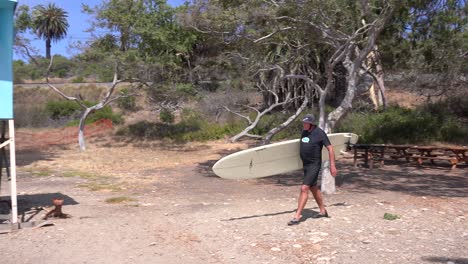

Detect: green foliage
[117, 88, 137, 111]
[13, 59, 43, 81]
[71, 76, 85, 83]
[66, 105, 123, 126]
[121, 108, 312, 142]
[49, 55, 76, 78]
[175, 83, 198, 97]
[337, 104, 467, 144]
[380, 1, 467, 92]
[13, 56, 78, 82]
[122, 109, 244, 142]
[383, 213, 400, 221]
[46, 100, 123, 125]
[81, 0, 199, 87]
[88, 106, 124, 125]
[13, 60, 29, 83]
[159, 109, 175, 124]
[45, 100, 81, 120]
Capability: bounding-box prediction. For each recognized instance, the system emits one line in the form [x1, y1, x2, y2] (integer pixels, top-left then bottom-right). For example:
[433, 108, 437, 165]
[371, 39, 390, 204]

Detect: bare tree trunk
[321, 60, 357, 195]
[46, 38, 51, 60]
[369, 83, 380, 110]
[374, 48, 387, 109]
[318, 90, 327, 131]
[262, 97, 308, 144]
[326, 70, 357, 131]
[78, 108, 93, 151]
[365, 46, 387, 110]
[321, 161, 335, 195]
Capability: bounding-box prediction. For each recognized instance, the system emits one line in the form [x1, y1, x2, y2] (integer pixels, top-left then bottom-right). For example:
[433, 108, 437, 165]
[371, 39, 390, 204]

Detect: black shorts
[303, 163, 321, 186]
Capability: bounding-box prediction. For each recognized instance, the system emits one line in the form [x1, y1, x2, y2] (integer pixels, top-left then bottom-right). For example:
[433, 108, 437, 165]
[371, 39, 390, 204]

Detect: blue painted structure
[0, 0, 17, 119]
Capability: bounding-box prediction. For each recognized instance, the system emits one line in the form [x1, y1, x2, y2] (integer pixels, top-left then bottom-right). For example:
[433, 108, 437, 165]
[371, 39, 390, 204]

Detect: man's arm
[326, 145, 337, 177]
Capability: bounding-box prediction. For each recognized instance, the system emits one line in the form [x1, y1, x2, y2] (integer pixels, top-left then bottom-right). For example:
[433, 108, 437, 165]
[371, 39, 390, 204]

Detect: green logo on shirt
[301, 137, 310, 143]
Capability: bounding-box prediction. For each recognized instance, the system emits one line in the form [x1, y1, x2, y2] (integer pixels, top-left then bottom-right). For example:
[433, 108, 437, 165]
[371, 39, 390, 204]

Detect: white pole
[8, 120, 17, 224]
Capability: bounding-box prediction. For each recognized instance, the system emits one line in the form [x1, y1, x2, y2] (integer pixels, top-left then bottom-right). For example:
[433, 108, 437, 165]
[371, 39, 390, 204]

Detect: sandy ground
[0, 135, 467, 264]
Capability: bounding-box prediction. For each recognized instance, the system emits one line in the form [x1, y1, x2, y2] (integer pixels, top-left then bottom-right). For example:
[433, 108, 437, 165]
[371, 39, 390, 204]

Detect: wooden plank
[0, 223, 18, 234]
[0, 139, 11, 149]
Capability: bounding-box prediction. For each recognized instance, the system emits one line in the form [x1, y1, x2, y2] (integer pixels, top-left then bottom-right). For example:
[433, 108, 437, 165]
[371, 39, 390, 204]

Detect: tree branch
[253, 27, 293, 43]
[223, 106, 252, 124]
[282, 74, 324, 93]
[46, 57, 87, 109]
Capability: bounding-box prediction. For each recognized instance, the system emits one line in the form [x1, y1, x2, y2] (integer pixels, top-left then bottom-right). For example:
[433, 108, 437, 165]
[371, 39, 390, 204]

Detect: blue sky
[15, 0, 186, 60]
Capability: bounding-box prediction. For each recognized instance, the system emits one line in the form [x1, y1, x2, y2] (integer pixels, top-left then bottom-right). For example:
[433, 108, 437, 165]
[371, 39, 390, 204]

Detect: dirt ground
[0, 134, 467, 264]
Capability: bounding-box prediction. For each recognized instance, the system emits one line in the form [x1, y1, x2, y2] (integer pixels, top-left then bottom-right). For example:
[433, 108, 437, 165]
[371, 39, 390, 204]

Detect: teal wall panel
[0, 0, 17, 119]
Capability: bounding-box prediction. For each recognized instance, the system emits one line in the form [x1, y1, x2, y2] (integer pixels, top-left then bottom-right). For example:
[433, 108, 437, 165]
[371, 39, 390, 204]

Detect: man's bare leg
[310, 185, 326, 214]
[294, 185, 310, 220]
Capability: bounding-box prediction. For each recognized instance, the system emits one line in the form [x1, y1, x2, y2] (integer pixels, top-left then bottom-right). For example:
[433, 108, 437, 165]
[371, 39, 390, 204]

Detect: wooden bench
[410, 155, 458, 169]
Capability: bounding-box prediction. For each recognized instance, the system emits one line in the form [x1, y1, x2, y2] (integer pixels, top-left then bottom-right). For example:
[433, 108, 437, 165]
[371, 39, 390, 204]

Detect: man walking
[288, 114, 337, 225]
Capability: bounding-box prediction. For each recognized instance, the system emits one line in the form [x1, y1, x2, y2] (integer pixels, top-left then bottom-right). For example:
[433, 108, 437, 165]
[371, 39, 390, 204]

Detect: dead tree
[254, 1, 394, 194]
[46, 56, 142, 150]
[325, 8, 392, 132]
[248, 1, 393, 135]
[262, 96, 309, 144]
[365, 47, 387, 110]
[225, 89, 302, 142]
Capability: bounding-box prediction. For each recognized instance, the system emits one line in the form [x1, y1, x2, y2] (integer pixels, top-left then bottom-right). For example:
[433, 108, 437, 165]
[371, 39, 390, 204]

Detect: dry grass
[16, 133, 249, 192]
[104, 196, 136, 204]
[385, 88, 426, 108]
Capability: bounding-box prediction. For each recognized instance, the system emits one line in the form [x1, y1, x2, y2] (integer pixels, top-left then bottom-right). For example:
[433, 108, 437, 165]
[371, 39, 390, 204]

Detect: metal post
[8, 120, 17, 224]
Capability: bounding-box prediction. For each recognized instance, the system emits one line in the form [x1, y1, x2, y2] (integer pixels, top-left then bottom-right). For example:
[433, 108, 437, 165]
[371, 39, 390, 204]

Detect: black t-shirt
[299, 127, 331, 165]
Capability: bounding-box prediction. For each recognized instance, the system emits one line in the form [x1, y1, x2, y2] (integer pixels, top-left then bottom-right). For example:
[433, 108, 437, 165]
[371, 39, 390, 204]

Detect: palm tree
[32, 3, 69, 59]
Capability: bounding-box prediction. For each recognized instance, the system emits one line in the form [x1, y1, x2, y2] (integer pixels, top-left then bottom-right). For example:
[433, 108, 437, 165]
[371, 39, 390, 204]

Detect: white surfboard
[212, 133, 358, 180]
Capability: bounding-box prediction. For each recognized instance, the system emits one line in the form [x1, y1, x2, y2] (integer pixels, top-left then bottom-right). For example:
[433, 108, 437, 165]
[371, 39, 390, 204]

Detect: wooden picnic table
[352, 144, 467, 169]
[386, 145, 414, 161]
[441, 146, 468, 164]
[352, 144, 386, 168]
[388, 145, 467, 169]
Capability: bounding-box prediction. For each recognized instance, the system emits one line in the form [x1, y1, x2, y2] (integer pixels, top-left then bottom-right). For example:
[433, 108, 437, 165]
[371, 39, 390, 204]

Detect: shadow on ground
[0, 192, 78, 223]
[221, 202, 348, 222]
[196, 145, 467, 198]
[15, 148, 61, 167]
[196, 147, 245, 178]
[336, 163, 468, 198]
[422, 256, 468, 264]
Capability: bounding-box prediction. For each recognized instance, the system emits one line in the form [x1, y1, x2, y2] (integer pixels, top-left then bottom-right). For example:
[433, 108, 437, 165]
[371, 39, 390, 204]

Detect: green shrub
[121, 108, 312, 142]
[66, 105, 123, 126]
[337, 104, 467, 144]
[71, 76, 85, 83]
[175, 83, 198, 97]
[45, 99, 123, 126]
[383, 213, 400, 220]
[45, 101, 82, 120]
[117, 88, 137, 111]
[89, 106, 123, 124]
[160, 109, 175, 124]
[123, 109, 245, 142]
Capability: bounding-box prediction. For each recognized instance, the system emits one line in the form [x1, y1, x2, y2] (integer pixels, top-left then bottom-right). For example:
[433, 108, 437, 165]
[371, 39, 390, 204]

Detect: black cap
[302, 114, 316, 124]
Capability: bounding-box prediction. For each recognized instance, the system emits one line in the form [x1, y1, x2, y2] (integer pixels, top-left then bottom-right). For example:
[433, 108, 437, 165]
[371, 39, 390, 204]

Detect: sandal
[313, 211, 329, 218]
[287, 218, 301, 226]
